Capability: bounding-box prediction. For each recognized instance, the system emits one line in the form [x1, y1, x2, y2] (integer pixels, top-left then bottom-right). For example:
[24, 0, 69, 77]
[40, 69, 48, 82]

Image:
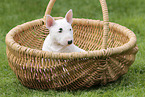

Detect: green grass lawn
[0, 0, 145, 96]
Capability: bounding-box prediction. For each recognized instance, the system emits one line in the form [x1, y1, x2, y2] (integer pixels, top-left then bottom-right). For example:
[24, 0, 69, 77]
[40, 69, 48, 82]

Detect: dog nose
[68, 40, 72, 44]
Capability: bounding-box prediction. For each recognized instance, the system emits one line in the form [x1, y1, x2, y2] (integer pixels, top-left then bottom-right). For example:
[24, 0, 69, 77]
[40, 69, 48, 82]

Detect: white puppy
[42, 9, 85, 53]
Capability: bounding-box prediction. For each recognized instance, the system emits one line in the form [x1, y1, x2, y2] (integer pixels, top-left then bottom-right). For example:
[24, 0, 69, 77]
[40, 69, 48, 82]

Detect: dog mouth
[51, 40, 73, 52]
[58, 40, 73, 46]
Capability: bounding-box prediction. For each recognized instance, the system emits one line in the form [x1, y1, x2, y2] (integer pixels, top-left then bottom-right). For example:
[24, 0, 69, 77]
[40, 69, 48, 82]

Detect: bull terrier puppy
[42, 9, 85, 53]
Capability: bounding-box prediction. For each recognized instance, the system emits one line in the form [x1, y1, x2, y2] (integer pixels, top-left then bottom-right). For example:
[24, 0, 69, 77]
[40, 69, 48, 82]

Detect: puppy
[42, 9, 85, 53]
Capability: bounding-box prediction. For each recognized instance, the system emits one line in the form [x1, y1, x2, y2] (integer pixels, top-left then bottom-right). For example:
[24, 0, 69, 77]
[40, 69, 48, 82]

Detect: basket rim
[5, 18, 137, 59]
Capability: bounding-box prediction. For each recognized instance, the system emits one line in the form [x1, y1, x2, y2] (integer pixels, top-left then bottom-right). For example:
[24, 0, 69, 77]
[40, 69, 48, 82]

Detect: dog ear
[65, 9, 73, 24]
[46, 15, 55, 29]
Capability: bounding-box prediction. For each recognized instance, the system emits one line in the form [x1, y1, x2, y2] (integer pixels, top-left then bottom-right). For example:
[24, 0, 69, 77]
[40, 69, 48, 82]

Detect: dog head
[46, 9, 74, 46]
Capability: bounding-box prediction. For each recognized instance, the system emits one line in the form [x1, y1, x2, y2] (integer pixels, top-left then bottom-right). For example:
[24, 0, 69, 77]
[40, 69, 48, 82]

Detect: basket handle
[44, 0, 109, 49]
[44, 0, 56, 19]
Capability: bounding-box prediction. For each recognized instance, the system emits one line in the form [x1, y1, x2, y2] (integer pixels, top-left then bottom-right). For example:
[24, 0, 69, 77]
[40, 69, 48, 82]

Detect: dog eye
[70, 29, 72, 31]
[58, 28, 63, 33]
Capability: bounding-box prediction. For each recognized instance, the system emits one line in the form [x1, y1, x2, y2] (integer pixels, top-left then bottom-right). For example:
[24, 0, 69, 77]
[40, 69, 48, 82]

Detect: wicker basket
[5, 0, 138, 90]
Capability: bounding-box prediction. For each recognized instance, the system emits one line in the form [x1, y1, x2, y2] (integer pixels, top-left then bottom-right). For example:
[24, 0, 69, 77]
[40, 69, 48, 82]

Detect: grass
[0, 0, 145, 96]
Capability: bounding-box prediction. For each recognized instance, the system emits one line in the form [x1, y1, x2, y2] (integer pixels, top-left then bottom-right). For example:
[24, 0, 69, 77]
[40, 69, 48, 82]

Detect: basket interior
[13, 19, 129, 51]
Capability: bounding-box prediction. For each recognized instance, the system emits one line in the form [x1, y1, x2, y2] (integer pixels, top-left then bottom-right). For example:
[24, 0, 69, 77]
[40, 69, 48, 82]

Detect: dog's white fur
[42, 9, 85, 53]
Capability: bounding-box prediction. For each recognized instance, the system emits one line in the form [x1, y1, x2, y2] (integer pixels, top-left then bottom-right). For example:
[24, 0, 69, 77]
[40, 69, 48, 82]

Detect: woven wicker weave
[5, 0, 138, 90]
